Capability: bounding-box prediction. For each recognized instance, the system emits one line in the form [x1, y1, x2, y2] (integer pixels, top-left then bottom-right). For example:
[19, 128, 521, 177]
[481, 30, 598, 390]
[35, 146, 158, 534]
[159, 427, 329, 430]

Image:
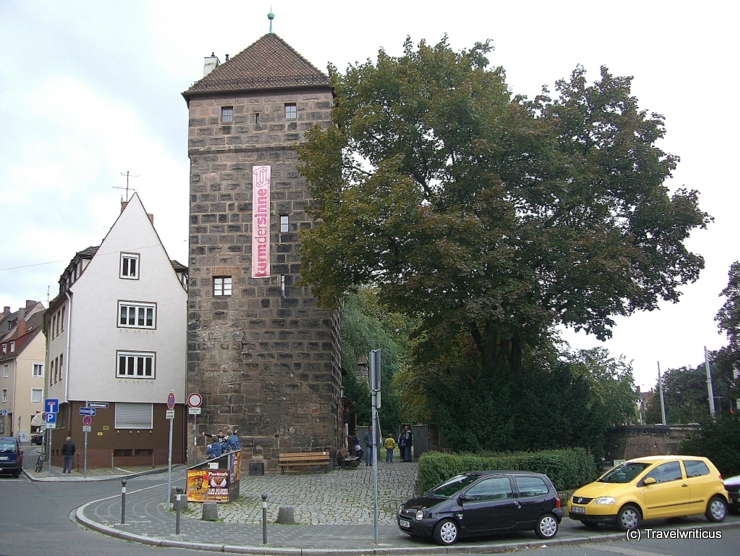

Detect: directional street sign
[1, 409, 7, 416]
[44, 398, 59, 413]
[88, 402, 109, 408]
[79, 407, 96, 416]
[45, 412, 57, 423]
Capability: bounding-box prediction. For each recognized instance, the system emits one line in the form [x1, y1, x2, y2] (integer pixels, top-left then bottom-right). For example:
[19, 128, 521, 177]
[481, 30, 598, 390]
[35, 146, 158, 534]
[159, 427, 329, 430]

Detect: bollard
[175, 487, 183, 535]
[261, 493, 268, 544]
[121, 479, 127, 524]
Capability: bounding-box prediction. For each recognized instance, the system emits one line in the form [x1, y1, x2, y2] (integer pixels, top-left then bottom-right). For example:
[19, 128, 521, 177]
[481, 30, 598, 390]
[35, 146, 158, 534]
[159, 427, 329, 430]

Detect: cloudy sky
[1, 1, 737, 391]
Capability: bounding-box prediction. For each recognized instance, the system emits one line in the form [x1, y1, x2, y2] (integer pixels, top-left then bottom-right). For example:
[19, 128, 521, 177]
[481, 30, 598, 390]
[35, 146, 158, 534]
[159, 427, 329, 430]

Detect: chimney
[3, 306, 9, 316]
[121, 200, 129, 213]
[17, 307, 26, 336]
[204, 53, 220, 77]
[148, 213, 154, 225]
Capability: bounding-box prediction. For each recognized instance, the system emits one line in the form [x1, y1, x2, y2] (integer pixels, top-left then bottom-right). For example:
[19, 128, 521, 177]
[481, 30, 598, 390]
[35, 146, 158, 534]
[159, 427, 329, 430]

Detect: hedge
[417, 448, 599, 494]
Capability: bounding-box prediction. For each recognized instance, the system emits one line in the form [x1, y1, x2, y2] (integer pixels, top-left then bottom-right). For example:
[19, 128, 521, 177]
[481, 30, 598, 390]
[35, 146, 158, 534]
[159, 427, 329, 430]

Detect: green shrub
[417, 448, 598, 493]
[680, 414, 740, 477]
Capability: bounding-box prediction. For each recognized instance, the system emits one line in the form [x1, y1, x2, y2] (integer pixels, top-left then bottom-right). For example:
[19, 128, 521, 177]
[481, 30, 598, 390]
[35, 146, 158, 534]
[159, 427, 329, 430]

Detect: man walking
[363, 425, 374, 466]
[61, 436, 75, 473]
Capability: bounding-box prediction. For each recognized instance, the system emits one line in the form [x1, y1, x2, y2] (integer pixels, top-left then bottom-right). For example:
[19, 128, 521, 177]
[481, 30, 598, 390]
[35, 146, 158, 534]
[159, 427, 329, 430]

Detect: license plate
[571, 506, 585, 514]
[399, 519, 411, 528]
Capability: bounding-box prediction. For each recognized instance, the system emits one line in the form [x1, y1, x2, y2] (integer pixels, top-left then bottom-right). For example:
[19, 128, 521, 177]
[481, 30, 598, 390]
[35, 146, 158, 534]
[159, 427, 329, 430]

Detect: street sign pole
[166, 392, 175, 508]
[370, 349, 381, 544]
[193, 414, 198, 465]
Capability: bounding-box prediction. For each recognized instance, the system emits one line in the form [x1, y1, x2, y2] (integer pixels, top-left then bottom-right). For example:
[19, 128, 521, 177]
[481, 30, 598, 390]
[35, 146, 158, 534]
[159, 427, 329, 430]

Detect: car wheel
[535, 513, 559, 539]
[617, 504, 641, 531]
[706, 496, 727, 522]
[433, 519, 459, 545]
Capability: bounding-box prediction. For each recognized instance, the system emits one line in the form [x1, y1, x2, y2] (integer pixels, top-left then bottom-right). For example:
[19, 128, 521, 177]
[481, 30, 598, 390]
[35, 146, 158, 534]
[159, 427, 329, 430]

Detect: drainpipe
[64, 291, 73, 432]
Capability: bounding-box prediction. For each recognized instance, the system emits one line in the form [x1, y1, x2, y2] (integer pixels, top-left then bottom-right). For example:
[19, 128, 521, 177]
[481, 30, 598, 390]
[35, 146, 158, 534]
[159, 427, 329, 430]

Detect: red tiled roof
[183, 33, 329, 98]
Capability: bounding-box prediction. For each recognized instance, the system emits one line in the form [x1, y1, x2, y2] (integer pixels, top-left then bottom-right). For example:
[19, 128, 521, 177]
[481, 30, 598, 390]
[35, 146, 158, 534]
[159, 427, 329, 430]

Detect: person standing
[399, 425, 413, 462]
[363, 425, 374, 466]
[61, 436, 75, 473]
[384, 433, 396, 463]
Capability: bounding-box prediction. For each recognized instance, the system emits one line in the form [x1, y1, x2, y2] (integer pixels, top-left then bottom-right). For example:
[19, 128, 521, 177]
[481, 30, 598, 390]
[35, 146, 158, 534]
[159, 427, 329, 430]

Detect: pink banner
[252, 165, 271, 277]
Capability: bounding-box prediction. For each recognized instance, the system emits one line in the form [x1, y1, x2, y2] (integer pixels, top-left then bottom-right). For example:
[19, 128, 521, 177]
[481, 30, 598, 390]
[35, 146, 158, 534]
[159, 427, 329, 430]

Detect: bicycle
[35, 450, 44, 473]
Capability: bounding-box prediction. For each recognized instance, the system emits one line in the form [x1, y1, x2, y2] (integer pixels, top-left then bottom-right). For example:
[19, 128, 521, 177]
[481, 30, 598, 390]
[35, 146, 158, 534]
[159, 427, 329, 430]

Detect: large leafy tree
[298, 37, 711, 378]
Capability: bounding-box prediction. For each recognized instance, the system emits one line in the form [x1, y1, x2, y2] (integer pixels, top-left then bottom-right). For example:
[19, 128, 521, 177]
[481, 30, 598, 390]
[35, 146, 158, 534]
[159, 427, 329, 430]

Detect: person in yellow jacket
[384, 433, 396, 463]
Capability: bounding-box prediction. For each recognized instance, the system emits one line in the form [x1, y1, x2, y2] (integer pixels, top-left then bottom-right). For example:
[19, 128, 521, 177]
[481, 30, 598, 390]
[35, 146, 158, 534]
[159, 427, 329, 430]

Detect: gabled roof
[183, 33, 329, 100]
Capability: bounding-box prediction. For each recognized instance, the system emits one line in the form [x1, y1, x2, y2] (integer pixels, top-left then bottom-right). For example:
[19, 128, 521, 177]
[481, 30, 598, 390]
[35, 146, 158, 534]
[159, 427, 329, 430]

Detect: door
[641, 460, 690, 519]
[461, 476, 518, 533]
[514, 475, 553, 527]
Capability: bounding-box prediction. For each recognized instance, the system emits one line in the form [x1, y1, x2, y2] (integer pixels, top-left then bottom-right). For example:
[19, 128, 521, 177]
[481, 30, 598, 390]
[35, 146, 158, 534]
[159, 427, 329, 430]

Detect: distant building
[182, 32, 342, 471]
[45, 194, 188, 468]
[0, 301, 46, 439]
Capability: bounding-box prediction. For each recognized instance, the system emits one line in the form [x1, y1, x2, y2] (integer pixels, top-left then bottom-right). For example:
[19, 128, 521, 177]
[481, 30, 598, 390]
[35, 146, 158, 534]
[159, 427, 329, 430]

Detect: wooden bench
[278, 451, 331, 474]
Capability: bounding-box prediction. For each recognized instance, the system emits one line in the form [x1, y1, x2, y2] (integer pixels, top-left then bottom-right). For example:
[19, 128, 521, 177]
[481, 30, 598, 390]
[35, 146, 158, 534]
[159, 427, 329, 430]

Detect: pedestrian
[206, 438, 222, 459]
[398, 425, 413, 462]
[351, 429, 363, 461]
[61, 436, 75, 473]
[363, 425, 374, 466]
[226, 428, 240, 452]
[384, 433, 396, 463]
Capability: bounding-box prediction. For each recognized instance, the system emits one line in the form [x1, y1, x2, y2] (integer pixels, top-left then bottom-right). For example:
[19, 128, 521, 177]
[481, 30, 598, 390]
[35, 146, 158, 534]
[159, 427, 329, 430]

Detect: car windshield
[598, 462, 652, 483]
[0, 440, 16, 453]
[425, 475, 479, 498]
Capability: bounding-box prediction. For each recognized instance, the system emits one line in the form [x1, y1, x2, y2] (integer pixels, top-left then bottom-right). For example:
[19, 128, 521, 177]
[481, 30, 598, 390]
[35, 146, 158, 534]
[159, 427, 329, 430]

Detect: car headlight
[415, 510, 424, 521]
[593, 497, 616, 505]
[398, 504, 404, 512]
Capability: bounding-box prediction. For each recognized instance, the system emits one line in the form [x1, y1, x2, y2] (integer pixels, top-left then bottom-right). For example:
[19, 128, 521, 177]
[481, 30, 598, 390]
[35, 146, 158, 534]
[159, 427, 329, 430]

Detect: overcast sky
[1, 1, 737, 391]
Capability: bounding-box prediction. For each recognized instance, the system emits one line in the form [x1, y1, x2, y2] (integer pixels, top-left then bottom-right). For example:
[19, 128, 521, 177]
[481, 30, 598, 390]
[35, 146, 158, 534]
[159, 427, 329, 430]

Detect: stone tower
[182, 33, 341, 472]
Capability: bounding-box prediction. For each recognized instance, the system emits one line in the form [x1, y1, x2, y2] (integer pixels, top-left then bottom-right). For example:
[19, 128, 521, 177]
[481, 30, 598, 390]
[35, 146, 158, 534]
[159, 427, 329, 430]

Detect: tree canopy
[297, 37, 711, 377]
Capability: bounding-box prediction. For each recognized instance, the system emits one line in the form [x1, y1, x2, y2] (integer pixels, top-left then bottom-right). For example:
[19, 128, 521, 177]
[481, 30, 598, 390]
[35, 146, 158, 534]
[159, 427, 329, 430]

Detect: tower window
[221, 106, 233, 123]
[214, 276, 232, 296]
[281, 274, 286, 297]
[255, 113, 260, 125]
[280, 215, 289, 233]
[285, 103, 296, 119]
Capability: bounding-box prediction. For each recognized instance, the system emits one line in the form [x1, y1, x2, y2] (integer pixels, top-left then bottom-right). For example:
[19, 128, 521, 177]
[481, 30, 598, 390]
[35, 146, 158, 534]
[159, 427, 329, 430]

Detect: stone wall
[186, 88, 342, 472]
[605, 425, 699, 462]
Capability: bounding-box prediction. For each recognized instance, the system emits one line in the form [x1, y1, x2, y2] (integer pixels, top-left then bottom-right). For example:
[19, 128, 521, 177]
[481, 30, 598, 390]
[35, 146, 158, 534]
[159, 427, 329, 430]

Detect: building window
[120, 253, 139, 279]
[280, 215, 289, 233]
[50, 359, 54, 385]
[281, 274, 286, 297]
[59, 353, 63, 381]
[115, 402, 153, 429]
[117, 351, 155, 378]
[60, 306, 65, 332]
[33, 363, 43, 378]
[213, 276, 232, 296]
[118, 302, 156, 329]
[2, 389, 6, 403]
[31, 388, 43, 404]
[1, 343, 5, 354]
[255, 113, 260, 125]
[221, 106, 233, 123]
[2, 364, 7, 378]
[285, 103, 296, 119]
[9, 341, 14, 352]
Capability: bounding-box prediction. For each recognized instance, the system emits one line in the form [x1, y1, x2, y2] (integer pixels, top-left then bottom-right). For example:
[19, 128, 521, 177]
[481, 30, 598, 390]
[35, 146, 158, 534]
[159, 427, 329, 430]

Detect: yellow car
[568, 455, 729, 531]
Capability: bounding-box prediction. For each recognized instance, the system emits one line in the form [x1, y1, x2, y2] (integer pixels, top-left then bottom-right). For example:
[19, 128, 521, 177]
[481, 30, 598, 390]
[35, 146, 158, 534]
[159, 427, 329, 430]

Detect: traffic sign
[187, 393, 202, 408]
[82, 426, 91, 433]
[44, 398, 59, 413]
[88, 402, 109, 408]
[167, 392, 176, 410]
[166, 409, 175, 419]
[79, 407, 96, 416]
[188, 407, 201, 415]
[45, 412, 57, 423]
[1, 409, 7, 416]
[82, 415, 92, 426]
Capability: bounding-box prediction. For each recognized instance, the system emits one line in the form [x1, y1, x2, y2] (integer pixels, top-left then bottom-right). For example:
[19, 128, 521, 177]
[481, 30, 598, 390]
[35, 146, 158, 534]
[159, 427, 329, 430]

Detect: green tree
[298, 37, 711, 380]
[564, 348, 639, 426]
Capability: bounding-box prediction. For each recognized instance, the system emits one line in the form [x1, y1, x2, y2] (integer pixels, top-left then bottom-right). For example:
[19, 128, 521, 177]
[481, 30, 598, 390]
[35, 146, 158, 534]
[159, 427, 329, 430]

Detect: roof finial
[268, 7, 275, 33]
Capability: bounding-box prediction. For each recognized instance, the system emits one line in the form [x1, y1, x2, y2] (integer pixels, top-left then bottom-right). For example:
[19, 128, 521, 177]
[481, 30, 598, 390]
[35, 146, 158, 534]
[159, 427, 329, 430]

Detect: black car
[724, 475, 740, 512]
[0, 437, 23, 478]
[397, 470, 562, 545]
[31, 433, 44, 445]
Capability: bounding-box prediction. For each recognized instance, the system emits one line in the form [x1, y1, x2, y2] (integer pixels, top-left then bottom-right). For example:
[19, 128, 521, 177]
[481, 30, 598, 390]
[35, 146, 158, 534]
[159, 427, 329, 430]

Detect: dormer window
[9, 341, 14, 352]
[120, 253, 139, 279]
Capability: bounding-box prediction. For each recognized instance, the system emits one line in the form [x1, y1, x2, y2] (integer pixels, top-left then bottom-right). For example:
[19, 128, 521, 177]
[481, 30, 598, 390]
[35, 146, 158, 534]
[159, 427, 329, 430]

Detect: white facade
[47, 194, 187, 413]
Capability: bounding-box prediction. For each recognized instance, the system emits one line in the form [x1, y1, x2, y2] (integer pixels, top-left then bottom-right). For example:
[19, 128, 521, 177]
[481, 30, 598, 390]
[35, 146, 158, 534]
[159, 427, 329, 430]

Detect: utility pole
[704, 347, 716, 418]
[657, 362, 667, 425]
[114, 171, 140, 202]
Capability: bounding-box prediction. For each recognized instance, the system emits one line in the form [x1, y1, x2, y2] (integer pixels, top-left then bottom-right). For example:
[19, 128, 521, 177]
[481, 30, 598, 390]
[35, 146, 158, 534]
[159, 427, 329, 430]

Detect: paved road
[14, 445, 740, 555]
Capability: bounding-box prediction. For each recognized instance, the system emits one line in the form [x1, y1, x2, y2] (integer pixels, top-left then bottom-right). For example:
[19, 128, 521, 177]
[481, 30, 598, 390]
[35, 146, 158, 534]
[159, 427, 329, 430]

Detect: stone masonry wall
[186, 88, 342, 472]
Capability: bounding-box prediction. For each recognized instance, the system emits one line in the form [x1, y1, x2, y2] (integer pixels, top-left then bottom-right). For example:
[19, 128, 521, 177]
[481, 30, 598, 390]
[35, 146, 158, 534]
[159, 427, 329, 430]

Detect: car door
[682, 459, 718, 514]
[514, 475, 552, 527]
[461, 476, 518, 534]
[640, 460, 690, 519]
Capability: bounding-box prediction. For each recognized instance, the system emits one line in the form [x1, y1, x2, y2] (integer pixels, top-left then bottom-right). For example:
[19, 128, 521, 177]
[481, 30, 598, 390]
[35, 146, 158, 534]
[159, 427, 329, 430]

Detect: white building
[45, 194, 188, 468]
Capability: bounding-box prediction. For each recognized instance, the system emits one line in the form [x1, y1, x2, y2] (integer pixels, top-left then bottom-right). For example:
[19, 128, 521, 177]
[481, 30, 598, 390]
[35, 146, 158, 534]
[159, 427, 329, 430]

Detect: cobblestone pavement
[187, 461, 419, 525]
